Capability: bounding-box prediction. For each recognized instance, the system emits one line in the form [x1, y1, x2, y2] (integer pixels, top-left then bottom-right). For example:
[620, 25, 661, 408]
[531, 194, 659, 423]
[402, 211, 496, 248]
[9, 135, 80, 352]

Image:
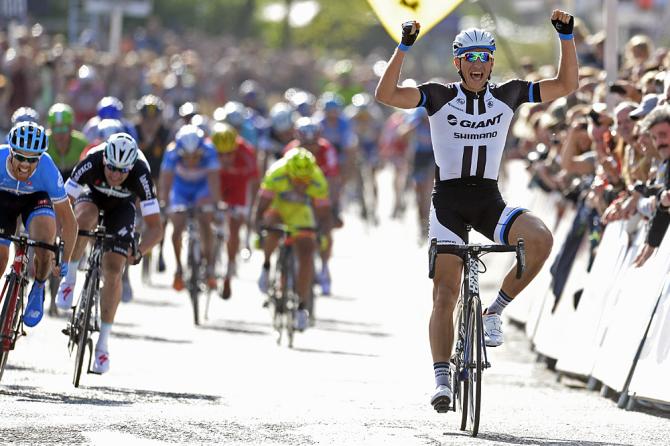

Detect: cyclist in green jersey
[46, 103, 89, 180]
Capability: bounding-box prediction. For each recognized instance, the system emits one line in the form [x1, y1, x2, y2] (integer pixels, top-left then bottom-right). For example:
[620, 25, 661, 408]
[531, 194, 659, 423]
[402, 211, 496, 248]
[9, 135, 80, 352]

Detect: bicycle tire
[0, 276, 19, 382]
[73, 271, 96, 388]
[454, 293, 468, 431]
[284, 248, 296, 348]
[467, 298, 483, 437]
[188, 236, 201, 326]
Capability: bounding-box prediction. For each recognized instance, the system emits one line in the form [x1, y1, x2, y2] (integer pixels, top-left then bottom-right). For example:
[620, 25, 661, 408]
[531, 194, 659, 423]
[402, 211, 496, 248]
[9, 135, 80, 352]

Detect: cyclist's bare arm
[159, 171, 174, 206]
[252, 193, 273, 226]
[54, 199, 78, 263]
[315, 203, 333, 233]
[138, 213, 163, 258]
[537, 10, 579, 103]
[206, 169, 221, 204]
[375, 39, 421, 109]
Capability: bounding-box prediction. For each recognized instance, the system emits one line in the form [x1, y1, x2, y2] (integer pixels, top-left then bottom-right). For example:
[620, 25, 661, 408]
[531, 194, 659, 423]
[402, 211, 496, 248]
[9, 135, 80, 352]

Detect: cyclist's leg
[195, 184, 216, 285]
[428, 203, 467, 362]
[499, 212, 553, 297]
[26, 215, 56, 281]
[100, 251, 126, 325]
[0, 192, 22, 274]
[260, 210, 282, 264]
[72, 197, 100, 263]
[226, 209, 244, 274]
[294, 234, 317, 307]
[168, 185, 193, 279]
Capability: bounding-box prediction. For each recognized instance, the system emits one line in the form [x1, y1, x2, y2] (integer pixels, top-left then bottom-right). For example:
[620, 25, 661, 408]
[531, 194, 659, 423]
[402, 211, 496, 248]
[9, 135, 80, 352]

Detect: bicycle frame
[0, 242, 30, 352]
[0, 234, 62, 382]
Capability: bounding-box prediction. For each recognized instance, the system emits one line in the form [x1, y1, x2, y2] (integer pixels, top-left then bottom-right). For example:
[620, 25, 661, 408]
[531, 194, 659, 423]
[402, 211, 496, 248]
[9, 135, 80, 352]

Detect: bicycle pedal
[432, 397, 452, 414]
[61, 326, 71, 336]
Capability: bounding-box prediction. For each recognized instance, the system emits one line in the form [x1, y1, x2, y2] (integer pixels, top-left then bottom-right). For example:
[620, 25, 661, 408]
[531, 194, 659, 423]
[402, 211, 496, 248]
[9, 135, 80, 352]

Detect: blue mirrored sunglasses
[459, 52, 493, 63]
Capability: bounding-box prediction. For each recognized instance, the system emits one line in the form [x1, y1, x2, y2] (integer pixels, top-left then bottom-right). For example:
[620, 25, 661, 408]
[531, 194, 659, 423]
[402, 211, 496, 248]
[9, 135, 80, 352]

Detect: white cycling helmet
[104, 133, 138, 169]
[270, 102, 295, 133]
[175, 124, 204, 155]
[452, 28, 496, 56]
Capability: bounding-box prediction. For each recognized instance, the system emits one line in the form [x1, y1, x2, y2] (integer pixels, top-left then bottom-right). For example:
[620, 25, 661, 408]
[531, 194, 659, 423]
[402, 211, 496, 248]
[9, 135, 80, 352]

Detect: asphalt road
[1, 172, 669, 445]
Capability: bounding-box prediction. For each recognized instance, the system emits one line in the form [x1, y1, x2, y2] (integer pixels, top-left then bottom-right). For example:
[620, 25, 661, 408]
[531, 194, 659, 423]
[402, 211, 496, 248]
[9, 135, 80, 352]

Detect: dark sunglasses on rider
[104, 162, 131, 174]
[11, 151, 41, 164]
[458, 51, 493, 63]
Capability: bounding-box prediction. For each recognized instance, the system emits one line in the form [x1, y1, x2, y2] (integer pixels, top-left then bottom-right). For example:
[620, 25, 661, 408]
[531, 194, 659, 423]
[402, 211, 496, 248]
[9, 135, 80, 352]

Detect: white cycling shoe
[258, 267, 269, 294]
[55, 279, 76, 310]
[483, 312, 504, 347]
[318, 266, 331, 296]
[294, 309, 309, 332]
[430, 384, 453, 413]
[92, 349, 110, 374]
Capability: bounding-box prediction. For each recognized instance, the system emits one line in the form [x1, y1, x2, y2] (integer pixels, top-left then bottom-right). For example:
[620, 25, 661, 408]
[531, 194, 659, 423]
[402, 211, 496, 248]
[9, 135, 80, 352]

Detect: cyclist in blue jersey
[0, 122, 78, 327]
[159, 124, 221, 291]
[403, 107, 435, 241]
[375, 10, 578, 410]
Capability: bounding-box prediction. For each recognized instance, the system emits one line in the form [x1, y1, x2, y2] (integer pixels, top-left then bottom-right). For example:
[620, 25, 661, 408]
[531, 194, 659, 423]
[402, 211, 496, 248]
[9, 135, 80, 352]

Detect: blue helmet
[319, 92, 344, 113]
[97, 96, 124, 119]
[11, 107, 40, 125]
[175, 124, 205, 155]
[7, 121, 48, 154]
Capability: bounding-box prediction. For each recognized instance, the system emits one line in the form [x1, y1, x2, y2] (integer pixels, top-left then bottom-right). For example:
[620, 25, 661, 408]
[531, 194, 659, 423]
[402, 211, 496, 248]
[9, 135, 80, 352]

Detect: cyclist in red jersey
[211, 122, 258, 299]
[284, 117, 340, 295]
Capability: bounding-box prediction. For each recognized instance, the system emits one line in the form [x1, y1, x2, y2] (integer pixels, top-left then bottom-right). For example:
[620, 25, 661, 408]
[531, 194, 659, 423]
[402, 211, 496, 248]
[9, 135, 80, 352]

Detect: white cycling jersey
[417, 80, 541, 181]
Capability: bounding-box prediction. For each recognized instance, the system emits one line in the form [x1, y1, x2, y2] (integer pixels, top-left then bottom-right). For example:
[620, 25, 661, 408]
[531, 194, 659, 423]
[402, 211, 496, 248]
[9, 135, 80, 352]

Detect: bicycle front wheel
[466, 298, 483, 436]
[0, 276, 19, 382]
[73, 271, 96, 388]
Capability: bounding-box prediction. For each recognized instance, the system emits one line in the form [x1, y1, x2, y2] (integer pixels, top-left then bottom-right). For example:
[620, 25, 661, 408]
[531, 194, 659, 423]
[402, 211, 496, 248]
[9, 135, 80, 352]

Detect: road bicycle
[0, 233, 62, 382]
[64, 212, 136, 387]
[428, 226, 525, 437]
[262, 225, 316, 348]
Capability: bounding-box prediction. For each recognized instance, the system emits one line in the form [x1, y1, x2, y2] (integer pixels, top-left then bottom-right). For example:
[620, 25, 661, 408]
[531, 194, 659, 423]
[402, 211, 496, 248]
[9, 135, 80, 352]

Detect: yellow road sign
[366, 0, 464, 43]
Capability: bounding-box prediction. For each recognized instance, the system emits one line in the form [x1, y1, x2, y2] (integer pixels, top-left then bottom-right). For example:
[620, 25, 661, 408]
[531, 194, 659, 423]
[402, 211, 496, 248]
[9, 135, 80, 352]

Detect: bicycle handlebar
[260, 225, 317, 236]
[0, 233, 64, 266]
[77, 229, 139, 259]
[428, 238, 526, 279]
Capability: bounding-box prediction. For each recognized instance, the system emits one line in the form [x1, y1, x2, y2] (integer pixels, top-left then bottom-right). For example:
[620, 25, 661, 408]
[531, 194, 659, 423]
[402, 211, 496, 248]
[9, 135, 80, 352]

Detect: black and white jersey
[417, 80, 541, 181]
[64, 144, 160, 216]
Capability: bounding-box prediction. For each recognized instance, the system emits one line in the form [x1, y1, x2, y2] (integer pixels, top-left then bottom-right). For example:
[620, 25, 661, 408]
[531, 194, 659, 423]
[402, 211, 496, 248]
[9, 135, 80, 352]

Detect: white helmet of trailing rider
[104, 132, 138, 169]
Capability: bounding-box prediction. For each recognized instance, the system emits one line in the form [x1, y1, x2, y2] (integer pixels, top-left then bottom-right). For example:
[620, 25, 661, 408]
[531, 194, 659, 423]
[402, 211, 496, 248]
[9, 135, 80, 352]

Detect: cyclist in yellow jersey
[253, 147, 332, 331]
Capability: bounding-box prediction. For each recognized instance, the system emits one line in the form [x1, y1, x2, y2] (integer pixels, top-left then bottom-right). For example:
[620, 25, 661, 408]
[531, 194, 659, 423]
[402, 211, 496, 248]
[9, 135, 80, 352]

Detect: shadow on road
[111, 331, 192, 344]
[198, 322, 271, 337]
[293, 347, 378, 358]
[444, 431, 634, 446]
[0, 385, 131, 406]
[129, 298, 180, 308]
[86, 386, 221, 403]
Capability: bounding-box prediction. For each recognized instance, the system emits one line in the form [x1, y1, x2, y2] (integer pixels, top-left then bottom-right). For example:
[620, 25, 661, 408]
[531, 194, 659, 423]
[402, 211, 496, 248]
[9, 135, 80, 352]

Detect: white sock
[97, 322, 112, 352]
[66, 260, 79, 284]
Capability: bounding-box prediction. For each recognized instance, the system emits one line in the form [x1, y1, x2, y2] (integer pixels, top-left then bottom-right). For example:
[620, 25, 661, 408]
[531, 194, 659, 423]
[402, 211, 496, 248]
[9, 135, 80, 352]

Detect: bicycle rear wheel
[466, 298, 483, 436]
[73, 272, 95, 388]
[0, 276, 19, 382]
[188, 239, 201, 326]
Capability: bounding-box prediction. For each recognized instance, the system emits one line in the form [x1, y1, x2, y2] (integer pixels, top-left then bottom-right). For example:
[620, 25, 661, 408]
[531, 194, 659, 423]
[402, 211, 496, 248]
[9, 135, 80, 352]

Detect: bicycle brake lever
[428, 238, 437, 279]
[515, 239, 526, 279]
[56, 239, 64, 266]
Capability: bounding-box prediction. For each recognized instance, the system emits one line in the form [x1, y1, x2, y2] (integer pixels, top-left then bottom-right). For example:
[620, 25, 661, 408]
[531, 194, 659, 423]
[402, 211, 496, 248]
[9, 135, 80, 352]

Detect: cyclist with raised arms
[375, 11, 578, 410]
[55, 133, 163, 374]
[160, 124, 221, 291]
[0, 122, 78, 327]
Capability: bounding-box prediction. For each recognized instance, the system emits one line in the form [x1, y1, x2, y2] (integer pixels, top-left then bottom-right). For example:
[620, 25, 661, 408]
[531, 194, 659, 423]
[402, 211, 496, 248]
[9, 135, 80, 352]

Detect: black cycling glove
[401, 21, 420, 47]
[551, 15, 574, 35]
